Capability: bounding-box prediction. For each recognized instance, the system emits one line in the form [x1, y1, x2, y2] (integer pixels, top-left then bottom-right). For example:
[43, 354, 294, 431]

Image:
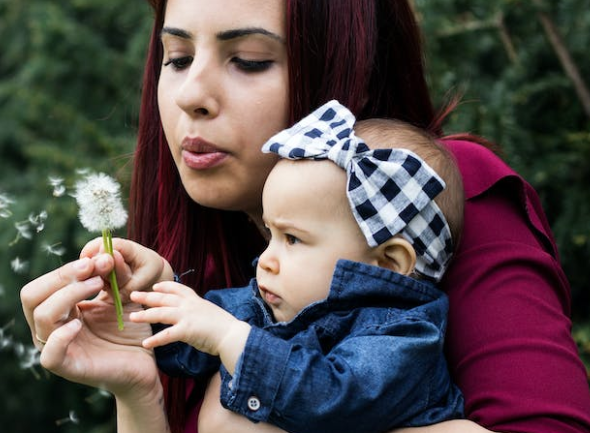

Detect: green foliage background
[0, 0, 588, 431]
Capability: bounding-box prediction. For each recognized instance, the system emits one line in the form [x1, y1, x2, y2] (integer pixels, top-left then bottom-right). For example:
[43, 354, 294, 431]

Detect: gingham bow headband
[262, 100, 454, 281]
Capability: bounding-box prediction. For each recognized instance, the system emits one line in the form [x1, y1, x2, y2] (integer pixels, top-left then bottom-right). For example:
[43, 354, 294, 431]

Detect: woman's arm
[392, 421, 494, 433]
[116, 381, 169, 433]
[199, 375, 494, 433]
[442, 140, 590, 433]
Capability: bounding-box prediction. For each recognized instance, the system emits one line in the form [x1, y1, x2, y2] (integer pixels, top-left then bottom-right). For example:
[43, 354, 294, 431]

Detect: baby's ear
[375, 236, 416, 275]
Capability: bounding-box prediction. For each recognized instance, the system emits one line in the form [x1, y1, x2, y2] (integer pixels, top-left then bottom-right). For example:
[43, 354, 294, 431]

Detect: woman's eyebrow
[161, 27, 192, 40]
[160, 26, 285, 44]
[216, 27, 285, 43]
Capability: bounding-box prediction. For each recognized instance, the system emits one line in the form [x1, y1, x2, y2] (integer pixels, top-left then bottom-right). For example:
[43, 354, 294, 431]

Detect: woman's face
[158, 0, 289, 218]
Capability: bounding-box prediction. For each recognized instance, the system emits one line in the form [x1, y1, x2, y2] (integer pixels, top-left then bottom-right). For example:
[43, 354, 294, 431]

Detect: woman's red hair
[132, 1, 446, 431]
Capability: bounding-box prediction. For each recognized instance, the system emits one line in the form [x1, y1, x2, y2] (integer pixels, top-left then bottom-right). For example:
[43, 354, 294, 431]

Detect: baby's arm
[129, 281, 251, 375]
[214, 316, 461, 433]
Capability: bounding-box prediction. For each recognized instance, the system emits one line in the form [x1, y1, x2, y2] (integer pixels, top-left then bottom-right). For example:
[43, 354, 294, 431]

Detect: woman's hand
[20, 254, 158, 398]
[80, 237, 174, 294]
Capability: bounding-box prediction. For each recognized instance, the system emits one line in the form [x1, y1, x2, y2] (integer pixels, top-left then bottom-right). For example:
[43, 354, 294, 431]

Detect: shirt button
[247, 396, 261, 411]
[227, 380, 233, 390]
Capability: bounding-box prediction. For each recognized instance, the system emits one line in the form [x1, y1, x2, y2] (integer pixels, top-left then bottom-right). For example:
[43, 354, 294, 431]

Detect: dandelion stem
[102, 229, 124, 330]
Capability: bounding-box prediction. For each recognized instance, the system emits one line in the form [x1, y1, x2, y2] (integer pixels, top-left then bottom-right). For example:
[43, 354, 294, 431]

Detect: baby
[130, 100, 464, 433]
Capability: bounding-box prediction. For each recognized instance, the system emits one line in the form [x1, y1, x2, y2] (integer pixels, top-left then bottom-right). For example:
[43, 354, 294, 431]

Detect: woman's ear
[375, 236, 416, 275]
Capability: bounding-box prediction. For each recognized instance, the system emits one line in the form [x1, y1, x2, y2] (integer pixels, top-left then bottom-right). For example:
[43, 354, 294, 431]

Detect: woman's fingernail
[96, 255, 110, 269]
[73, 257, 90, 271]
[84, 276, 103, 288]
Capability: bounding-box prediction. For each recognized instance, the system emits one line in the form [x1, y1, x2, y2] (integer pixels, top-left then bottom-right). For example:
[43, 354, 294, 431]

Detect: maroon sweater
[442, 139, 590, 433]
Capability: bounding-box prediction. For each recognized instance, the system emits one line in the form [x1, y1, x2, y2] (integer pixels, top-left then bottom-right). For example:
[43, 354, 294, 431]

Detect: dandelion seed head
[73, 173, 128, 232]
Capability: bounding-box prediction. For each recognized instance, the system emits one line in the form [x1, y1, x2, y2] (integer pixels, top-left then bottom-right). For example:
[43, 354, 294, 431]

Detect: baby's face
[256, 160, 376, 322]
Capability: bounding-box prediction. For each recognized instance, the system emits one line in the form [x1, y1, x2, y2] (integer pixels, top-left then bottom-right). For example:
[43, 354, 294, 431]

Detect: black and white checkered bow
[262, 100, 453, 281]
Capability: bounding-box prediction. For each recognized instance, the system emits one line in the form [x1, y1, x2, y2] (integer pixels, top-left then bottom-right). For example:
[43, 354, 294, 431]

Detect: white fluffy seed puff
[73, 173, 128, 232]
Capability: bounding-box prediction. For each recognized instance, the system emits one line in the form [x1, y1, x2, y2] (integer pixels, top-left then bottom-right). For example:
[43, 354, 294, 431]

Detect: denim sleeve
[218, 317, 463, 433]
[154, 337, 220, 378]
[154, 286, 254, 378]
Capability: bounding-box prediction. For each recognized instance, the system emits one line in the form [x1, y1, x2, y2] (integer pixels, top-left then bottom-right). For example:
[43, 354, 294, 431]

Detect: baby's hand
[81, 237, 173, 294]
[130, 282, 250, 374]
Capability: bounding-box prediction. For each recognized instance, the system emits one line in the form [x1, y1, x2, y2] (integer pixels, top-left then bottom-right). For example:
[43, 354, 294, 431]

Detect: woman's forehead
[162, 0, 286, 37]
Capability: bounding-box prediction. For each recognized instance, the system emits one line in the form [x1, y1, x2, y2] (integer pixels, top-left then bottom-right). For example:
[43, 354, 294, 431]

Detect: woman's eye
[231, 57, 273, 72]
[285, 234, 300, 245]
[163, 56, 193, 71]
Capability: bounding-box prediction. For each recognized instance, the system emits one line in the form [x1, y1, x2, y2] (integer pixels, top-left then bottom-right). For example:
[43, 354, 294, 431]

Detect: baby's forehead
[265, 159, 348, 204]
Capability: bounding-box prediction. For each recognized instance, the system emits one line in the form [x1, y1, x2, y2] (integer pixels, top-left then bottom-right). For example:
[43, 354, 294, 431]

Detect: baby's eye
[231, 57, 273, 73]
[285, 234, 300, 245]
[163, 56, 193, 71]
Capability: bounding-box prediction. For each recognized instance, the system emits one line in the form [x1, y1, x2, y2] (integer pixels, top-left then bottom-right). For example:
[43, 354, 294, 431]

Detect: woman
[21, 0, 590, 432]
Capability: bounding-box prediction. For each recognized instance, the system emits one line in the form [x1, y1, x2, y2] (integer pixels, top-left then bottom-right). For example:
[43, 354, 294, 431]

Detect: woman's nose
[174, 53, 220, 118]
[258, 246, 279, 274]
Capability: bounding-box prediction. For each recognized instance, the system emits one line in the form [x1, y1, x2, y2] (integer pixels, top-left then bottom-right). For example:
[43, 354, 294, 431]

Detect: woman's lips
[181, 137, 228, 170]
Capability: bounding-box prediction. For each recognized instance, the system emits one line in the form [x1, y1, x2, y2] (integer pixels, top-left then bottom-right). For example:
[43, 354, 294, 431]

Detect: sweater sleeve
[442, 139, 590, 433]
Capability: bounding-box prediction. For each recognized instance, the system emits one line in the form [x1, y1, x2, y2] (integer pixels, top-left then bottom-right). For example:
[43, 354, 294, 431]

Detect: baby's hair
[354, 119, 464, 251]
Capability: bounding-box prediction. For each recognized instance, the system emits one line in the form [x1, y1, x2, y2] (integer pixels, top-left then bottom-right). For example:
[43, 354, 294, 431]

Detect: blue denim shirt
[155, 259, 463, 432]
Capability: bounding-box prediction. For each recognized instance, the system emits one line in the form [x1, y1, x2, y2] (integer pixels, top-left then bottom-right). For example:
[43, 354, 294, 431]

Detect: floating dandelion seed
[55, 410, 80, 426]
[14, 220, 33, 240]
[86, 388, 112, 404]
[76, 167, 91, 176]
[41, 242, 66, 257]
[19, 345, 41, 370]
[0, 332, 13, 350]
[0, 320, 15, 350]
[48, 176, 66, 197]
[28, 210, 48, 233]
[74, 172, 127, 330]
[10, 213, 45, 246]
[11, 257, 29, 274]
[0, 193, 14, 218]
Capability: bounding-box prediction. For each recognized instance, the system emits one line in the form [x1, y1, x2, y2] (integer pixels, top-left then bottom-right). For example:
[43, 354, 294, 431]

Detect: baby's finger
[141, 325, 181, 349]
[130, 290, 179, 308]
[153, 281, 196, 297]
[130, 307, 178, 326]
